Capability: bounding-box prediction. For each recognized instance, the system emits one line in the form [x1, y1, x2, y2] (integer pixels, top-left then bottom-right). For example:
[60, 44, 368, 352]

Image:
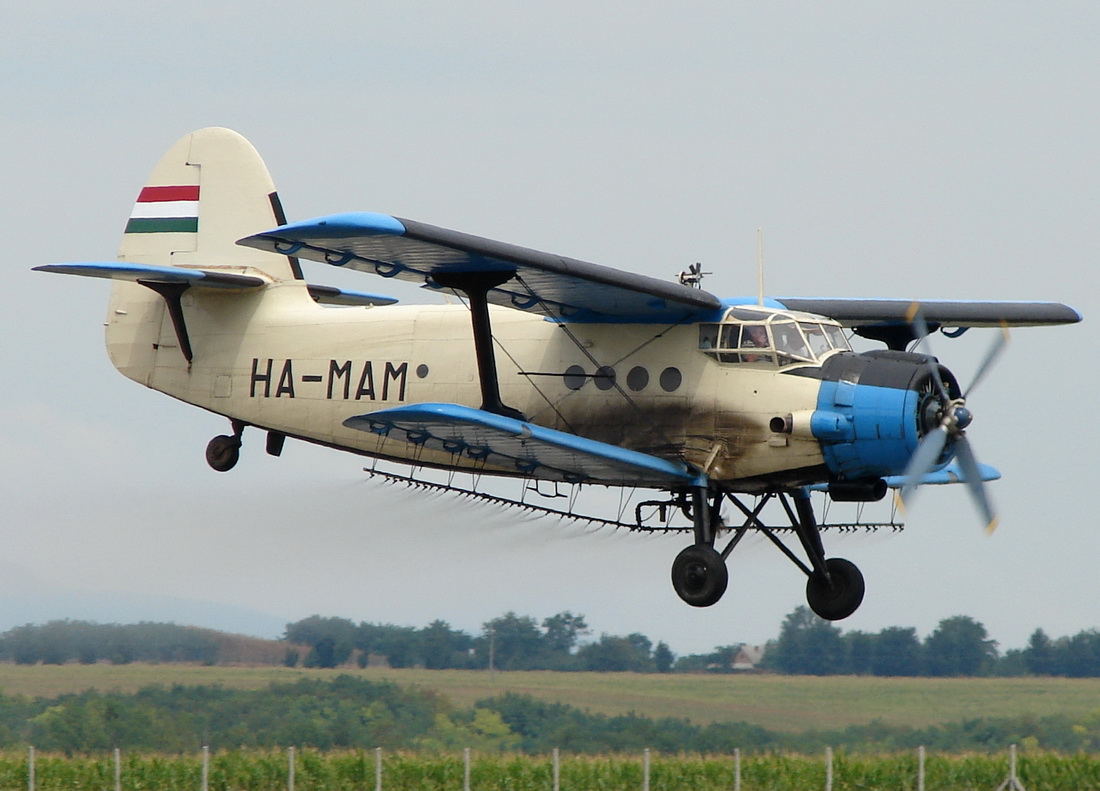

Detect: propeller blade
[898, 424, 949, 508]
[964, 324, 1010, 399]
[953, 435, 999, 534]
[906, 303, 950, 402]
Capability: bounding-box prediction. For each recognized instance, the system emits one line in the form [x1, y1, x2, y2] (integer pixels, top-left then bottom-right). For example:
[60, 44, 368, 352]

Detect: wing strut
[139, 280, 193, 362]
[432, 270, 526, 421]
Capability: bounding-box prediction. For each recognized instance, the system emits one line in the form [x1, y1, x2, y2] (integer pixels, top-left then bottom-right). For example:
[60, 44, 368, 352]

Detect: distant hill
[0, 559, 287, 638]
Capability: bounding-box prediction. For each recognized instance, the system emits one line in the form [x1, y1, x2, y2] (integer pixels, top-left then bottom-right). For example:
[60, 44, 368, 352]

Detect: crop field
[4, 748, 1100, 791]
[3, 663, 1100, 733]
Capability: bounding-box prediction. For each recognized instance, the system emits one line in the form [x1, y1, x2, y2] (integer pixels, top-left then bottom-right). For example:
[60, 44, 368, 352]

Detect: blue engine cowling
[812, 350, 960, 481]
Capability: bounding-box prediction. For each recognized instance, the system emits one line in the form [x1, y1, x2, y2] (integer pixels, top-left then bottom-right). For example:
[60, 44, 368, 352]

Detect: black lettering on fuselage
[249, 359, 408, 401]
[273, 360, 294, 398]
[250, 358, 272, 397]
[328, 360, 352, 399]
[382, 361, 408, 401]
[275, 359, 295, 398]
[355, 361, 375, 400]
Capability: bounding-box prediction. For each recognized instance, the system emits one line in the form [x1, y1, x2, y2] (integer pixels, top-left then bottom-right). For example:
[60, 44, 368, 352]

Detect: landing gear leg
[206, 419, 245, 472]
[670, 487, 729, 607]
[789, 489, 865, 620]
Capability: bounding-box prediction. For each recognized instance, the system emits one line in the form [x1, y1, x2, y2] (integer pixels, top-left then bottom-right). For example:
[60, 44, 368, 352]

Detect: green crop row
[1, 749, 1099, 791]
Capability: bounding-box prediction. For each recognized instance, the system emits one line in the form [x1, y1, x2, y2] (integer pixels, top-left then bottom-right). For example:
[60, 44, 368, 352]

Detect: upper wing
[345, 402, 704, 487]
[238, 212, 723, 322]
[776, 297, 1081, 328]
[776, 296, 1080, 349]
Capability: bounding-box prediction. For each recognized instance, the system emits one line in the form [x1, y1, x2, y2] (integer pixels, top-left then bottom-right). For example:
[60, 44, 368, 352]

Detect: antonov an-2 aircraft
[37, 128, 1081, 620]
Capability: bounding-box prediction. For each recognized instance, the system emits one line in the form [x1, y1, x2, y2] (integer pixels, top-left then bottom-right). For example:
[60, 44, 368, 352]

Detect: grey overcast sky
[2, 2, 1097, 655]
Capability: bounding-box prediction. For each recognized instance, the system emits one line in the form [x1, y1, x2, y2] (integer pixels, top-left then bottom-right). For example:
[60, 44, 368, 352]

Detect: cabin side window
[698, 323, 775, 364]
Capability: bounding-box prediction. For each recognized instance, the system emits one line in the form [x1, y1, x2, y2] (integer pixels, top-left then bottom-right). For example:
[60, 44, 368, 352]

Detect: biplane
[36, 128, 1081, 620]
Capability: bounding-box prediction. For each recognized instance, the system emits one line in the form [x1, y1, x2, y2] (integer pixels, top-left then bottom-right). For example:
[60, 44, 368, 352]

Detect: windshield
[699, 316, 850, 366]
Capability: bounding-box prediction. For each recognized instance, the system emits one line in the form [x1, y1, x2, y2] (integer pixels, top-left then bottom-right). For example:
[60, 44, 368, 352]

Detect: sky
[1, 2, 1097, 656]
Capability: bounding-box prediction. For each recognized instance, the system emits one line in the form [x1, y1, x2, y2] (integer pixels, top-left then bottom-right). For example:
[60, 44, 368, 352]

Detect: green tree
[576, 633, 654, 672]
[420, 620, 473, 669]
[1060, 630, 1100, 677]
[845, 631, 875, 675]
[1024, 628, 1056, 675]
[481, 612, 545, 670]
[542, 611, 589, 654]
[654, 641, 675, 673]
[286, 616, 357, 667]
[923, 616, 997, 676]
[767, 606, 846, 675]
[871, 627, 922, 676]
[373, 625, 421, 668]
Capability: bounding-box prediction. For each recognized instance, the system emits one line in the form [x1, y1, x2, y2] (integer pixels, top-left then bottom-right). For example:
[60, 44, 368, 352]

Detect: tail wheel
[806, 558, 865, 620]
[671, 545, 728, 607]
[205, 435, 241, 472]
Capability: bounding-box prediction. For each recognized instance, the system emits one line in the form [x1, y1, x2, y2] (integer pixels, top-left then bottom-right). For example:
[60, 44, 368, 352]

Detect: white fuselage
[106, 277, 828, 487]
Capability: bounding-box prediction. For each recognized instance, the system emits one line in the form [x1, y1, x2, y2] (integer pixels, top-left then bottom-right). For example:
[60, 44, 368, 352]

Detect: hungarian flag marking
[125, 185, 200, 233]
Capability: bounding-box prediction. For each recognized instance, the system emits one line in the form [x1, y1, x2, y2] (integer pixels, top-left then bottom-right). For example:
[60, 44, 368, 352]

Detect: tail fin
[118, 127, 301, 281]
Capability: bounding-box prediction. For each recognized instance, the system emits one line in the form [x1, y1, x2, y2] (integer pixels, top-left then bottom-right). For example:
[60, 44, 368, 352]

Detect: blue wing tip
[249, 212, 407, 243]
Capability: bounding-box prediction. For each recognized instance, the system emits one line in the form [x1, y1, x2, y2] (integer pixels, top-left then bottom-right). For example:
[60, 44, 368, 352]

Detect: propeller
[897, 304, 1009, 533]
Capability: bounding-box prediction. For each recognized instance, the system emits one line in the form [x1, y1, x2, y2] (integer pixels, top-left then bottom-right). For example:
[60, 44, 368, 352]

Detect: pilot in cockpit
[742, 325, 771, 362]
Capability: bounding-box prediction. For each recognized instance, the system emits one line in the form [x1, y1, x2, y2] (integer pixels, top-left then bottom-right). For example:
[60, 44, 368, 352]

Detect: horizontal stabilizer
[345, 402, 704, 487]
[239, 213, 723, 323]
[34, 262, 266, 290]
[306, 284, 398, 307]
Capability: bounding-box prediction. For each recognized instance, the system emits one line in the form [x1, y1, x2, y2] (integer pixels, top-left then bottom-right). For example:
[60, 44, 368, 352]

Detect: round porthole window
[564, 364, 586, 390]
[594, 366, 616, 391]
[659, 366, 682, 392]
[627, 366, 649, 391]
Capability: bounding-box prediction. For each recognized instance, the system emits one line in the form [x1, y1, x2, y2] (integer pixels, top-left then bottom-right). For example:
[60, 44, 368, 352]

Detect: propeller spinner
[897, 306, 1009, 533]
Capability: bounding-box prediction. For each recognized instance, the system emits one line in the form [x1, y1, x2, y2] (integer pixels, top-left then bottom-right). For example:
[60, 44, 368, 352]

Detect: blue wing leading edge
[239, 212, 724, 323]
[344, 402, 705, 488]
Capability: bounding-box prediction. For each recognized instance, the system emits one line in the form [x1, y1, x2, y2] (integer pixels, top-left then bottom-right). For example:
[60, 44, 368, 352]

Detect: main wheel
[806, 558, 865, 620]
[671, 545, 728, 607]
[205, 435, 241, 472]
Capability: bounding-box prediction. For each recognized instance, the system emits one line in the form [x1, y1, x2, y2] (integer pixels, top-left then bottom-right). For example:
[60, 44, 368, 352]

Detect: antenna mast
[756, 228, 764, 306]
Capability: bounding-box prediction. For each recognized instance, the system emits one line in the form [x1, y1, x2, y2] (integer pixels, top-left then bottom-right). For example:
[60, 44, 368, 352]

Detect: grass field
[2, 663, 1099, 733]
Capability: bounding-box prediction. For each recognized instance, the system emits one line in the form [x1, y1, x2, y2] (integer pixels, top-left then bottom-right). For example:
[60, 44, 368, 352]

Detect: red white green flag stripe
[125, 185, 200, 233]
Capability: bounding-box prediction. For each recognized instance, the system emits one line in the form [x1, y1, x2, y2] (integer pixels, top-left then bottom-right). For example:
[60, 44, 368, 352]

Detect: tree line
[0, 621, 290, 667]
[0, 622, 221, 665]
[284, 610, 1100, 678]
[7, 676, 1100, 754]
[763, 606, 1100, 678]
[283, 612, 674, 673]
[4, 611, 1100, 678]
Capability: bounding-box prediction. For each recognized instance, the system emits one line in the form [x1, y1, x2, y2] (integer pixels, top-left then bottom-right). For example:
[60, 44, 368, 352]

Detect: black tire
[205, 435, 241, 472]
[671, 545, 729, 607]
[806, 557, 865, 620]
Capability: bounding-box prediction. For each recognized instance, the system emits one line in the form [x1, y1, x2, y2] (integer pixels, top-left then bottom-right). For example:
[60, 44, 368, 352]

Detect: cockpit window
[824, 323, 851, 351]
[772, 321, 811, 363]
[801, 322, 833, 357]
[699, 316, 849, 366]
